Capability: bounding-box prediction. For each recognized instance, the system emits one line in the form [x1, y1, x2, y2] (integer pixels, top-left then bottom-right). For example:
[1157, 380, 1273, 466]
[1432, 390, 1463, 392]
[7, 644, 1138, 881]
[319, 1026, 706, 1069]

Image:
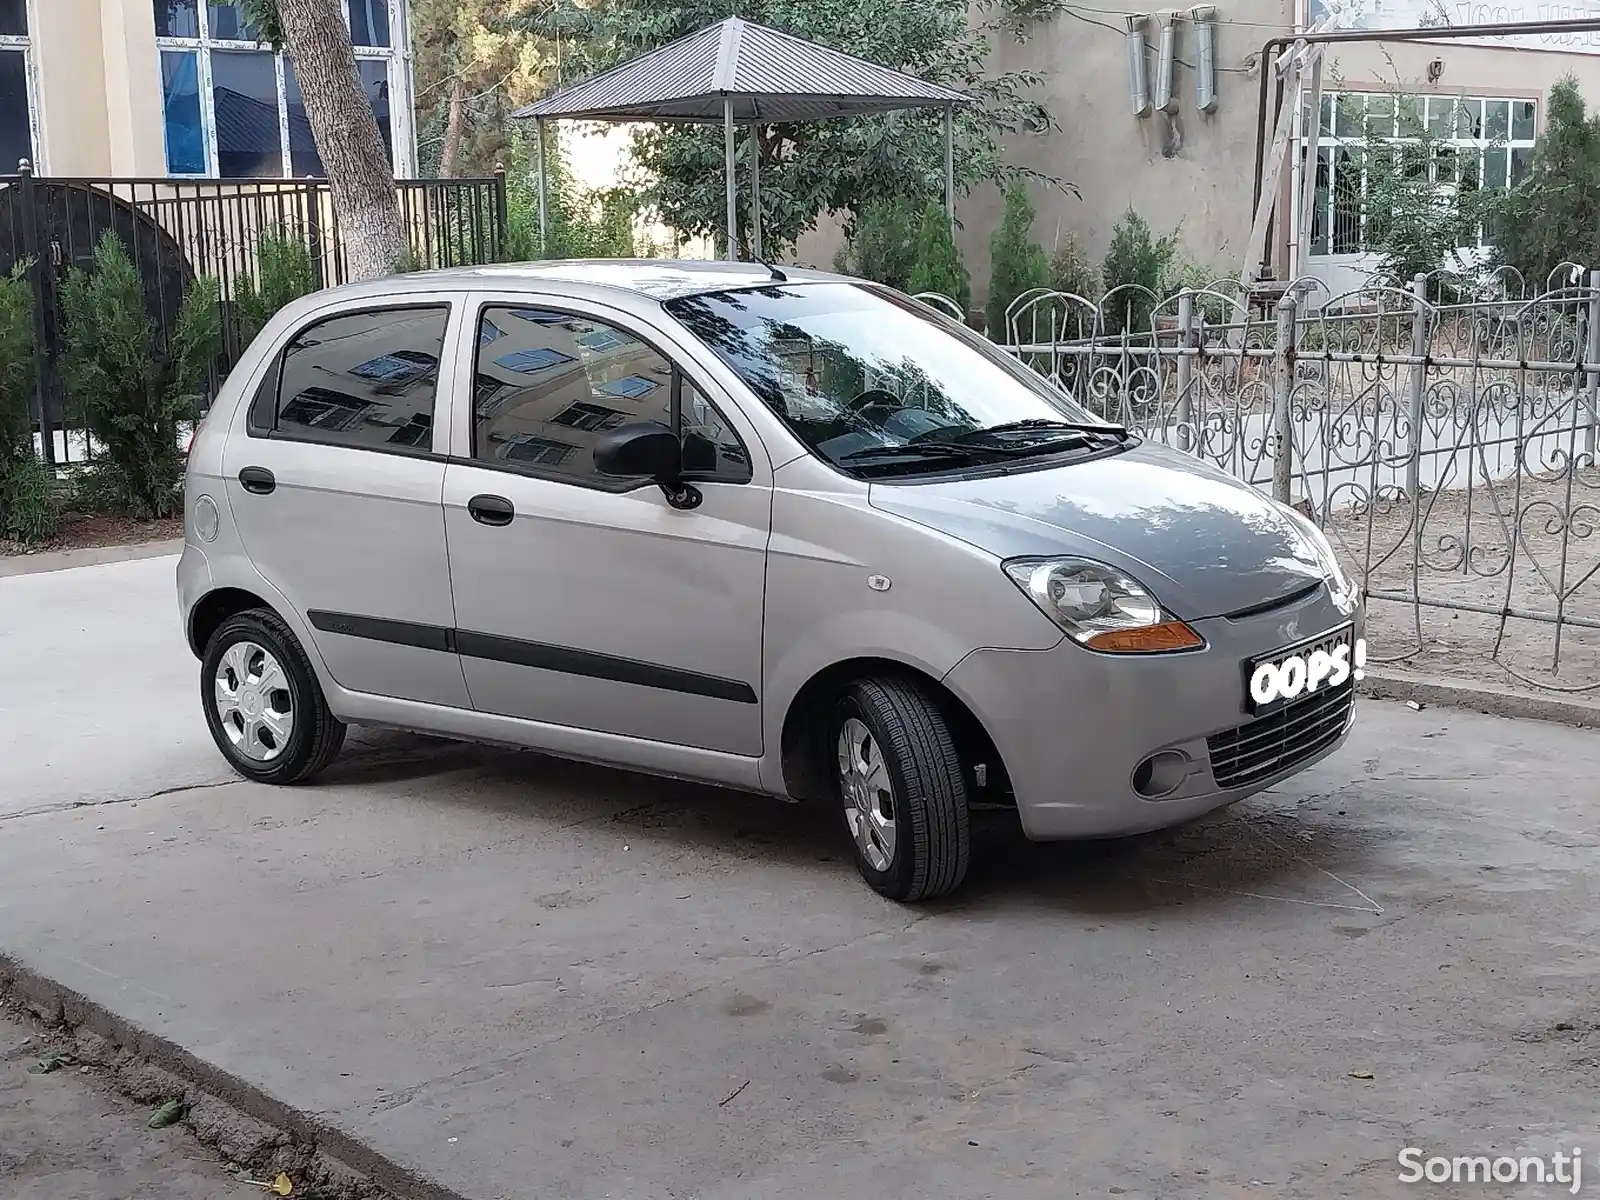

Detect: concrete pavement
[4, 553, 1600, 1199]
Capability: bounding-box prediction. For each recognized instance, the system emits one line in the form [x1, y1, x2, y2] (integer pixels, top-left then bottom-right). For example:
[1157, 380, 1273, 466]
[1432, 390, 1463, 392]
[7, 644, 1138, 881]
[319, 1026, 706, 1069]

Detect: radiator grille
[1207, 682, 1354, 789]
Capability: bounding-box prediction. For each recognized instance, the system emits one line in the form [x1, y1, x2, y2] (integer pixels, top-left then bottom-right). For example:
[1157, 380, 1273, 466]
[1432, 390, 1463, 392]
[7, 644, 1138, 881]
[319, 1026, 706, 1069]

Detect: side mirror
[593, 421, 702, 511]
[593, 421, 682, 481]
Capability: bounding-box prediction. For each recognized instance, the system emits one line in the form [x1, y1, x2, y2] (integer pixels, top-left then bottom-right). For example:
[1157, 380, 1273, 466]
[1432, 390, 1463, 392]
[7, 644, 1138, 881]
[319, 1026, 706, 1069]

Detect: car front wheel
[832, 676, 970, 902]
[201, 608, 346, 784]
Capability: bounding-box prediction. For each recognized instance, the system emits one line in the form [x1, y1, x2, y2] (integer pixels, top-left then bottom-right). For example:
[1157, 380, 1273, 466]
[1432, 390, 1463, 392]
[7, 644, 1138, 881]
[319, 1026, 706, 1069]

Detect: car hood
[868, 441, 1328, 621]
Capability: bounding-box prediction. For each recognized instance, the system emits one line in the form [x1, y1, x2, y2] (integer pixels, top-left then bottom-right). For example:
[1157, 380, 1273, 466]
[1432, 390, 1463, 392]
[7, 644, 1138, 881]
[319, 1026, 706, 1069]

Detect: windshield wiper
[913, 417, 1128, 445]
[839, 441, 1012, 464]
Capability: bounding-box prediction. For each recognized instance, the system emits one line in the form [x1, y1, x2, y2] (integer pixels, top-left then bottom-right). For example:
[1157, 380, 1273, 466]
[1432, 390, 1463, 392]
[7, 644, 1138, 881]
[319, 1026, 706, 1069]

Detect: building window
[154, 0, 404, 178]
[0, 0, 36, 173]
[1305, 92, 1537, 257]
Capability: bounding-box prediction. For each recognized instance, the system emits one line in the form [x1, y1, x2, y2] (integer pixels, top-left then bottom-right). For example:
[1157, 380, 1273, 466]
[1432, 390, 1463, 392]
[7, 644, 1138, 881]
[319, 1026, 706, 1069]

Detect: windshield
[662, 282, 1121, 479]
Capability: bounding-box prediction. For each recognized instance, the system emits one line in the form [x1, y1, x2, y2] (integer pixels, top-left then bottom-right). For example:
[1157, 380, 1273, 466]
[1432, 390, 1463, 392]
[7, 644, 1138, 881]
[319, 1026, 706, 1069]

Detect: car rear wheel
[832, 676, 970, 902]
[201, 608, 346, 784]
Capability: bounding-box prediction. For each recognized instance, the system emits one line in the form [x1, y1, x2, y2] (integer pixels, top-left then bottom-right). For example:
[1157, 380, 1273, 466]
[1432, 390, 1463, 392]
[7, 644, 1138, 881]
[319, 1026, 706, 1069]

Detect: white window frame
[0, 0, 42, 173]
[153, 0, 414, 179]
[1301, 90, 1538, 261]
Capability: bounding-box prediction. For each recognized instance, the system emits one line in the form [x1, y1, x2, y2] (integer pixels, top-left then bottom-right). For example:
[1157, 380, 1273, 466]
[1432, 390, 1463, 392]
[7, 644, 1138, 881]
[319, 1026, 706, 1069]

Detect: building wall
[800, 6, 1600, 305]
[21, 0, 413, 180]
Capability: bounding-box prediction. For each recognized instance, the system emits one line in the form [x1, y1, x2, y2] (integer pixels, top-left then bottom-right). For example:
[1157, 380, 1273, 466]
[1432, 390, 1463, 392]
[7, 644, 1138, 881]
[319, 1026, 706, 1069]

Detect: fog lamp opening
[1132, 749, 1190, 799]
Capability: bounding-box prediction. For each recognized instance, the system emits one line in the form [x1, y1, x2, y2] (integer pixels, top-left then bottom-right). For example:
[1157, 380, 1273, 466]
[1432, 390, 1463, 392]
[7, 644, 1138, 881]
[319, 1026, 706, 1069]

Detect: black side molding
[304, 611, 756, 704]
[307, 610, 454, 653]
[454, 631, 757, 705]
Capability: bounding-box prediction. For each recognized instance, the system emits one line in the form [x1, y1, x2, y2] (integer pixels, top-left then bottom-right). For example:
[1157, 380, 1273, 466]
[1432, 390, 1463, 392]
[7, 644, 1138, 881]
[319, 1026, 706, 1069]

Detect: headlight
[1002, 557, 1205, 653]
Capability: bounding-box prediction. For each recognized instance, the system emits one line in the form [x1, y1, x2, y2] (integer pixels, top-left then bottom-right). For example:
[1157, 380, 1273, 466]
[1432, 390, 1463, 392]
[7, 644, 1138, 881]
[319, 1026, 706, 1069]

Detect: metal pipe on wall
[1154, 11, 1179, 114]
[1192, 6, 1218, 113]
[1127, 15, 1152, 117]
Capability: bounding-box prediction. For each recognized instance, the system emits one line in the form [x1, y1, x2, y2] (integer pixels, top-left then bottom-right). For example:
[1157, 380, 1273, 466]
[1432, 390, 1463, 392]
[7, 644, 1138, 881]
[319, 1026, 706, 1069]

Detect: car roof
[316, 259, 848, 303]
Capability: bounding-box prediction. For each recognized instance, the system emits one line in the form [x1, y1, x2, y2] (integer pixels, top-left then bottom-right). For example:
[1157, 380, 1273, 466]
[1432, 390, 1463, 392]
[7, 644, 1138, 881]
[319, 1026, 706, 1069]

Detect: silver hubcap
[214, 641, 293, 762]
[838, 717, 897, 872]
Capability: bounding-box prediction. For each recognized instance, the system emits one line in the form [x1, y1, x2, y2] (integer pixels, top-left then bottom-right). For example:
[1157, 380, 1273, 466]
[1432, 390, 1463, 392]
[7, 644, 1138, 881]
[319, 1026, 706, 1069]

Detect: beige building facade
[798, 2, 1600, 302]
[1, 0, 415, 179]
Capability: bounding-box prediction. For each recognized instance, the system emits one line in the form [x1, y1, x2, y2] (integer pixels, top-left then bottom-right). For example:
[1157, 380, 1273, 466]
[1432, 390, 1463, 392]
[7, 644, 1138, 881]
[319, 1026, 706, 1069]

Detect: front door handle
[467, 494, 515, 527]
[238, 466, 276, 495]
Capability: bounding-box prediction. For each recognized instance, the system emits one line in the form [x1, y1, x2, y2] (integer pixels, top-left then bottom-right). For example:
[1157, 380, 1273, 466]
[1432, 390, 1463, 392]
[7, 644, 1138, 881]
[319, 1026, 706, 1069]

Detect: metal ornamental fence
[0, 163, 508, 465]
[942, 270, 1600, 695]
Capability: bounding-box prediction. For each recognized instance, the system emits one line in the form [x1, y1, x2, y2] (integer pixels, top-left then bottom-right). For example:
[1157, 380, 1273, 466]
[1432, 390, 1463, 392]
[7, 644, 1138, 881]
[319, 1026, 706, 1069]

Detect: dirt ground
[0, 1009, 259, 1200]
[0, 513, 182, 559]
[1324, 467, 1600, 693]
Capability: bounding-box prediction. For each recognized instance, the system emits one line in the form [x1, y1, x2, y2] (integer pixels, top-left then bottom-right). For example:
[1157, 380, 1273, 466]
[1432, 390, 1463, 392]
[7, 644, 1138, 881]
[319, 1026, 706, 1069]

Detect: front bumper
[944, 585, 1364, 840]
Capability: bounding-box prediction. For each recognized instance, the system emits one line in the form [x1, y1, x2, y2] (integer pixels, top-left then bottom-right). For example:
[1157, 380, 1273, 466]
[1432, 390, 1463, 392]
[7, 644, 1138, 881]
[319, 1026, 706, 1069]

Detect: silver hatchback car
[179, 260, 1363, 901]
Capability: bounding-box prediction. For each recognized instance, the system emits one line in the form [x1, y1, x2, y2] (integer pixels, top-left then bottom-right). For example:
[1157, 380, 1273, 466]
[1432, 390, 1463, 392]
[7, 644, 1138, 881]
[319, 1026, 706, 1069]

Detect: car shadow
[317, 730, 1381, 920]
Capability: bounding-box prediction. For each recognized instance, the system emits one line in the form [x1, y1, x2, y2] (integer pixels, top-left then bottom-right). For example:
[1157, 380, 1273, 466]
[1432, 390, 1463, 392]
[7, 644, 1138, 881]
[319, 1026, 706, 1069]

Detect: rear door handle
[467, 494, 514, 527]
[238, 466, 276, 495]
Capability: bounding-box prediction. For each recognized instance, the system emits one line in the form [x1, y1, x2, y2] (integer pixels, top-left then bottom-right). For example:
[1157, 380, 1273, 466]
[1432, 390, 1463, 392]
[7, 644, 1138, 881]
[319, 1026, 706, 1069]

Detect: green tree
[1356, 91, 1496, 299]
[986, 182, 1048, 339]
[59, 233, 221, 520]
[411, 0, 553, 177]
[1047, 230, 1101, 302]
[1101, 208, 1178, 335]
[907, 201, 971, 312]
[0, 263, 56, 544]
[239, 0, 404, 278]
[501, 124, 638, 259]
[1491, 78, 1600, 289]
[516, 0, 1059, 257]
[841, 197, 920, 290]
[235, 226, 317, 348]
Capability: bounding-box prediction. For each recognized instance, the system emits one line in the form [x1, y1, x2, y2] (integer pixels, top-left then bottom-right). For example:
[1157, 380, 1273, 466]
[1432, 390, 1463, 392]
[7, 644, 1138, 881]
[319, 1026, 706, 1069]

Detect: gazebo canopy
[510, 17, 971, 261]
[511, 17, 969, 126]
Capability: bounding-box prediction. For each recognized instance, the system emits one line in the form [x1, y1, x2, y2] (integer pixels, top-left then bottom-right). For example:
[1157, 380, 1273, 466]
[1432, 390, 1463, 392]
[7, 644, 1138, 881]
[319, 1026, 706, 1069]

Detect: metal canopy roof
[511, 17, 970, 125]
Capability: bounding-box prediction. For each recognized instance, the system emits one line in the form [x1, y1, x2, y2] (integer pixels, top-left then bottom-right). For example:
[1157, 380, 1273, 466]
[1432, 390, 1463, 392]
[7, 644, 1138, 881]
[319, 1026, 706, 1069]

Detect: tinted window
[473, 306, 748, 484]
[161, 51, 206, 175]
[282, 60, 322, 177]
[357, 59, 393, 164]
[0, 51, 29, 175]
[0, 0, 26, 36]
[207, 2, 259, 39]
[212, 49, 282, 177]
[154, 0, 199, 37]
[273, 307, 448, 452]
[348, 0, 390, 46]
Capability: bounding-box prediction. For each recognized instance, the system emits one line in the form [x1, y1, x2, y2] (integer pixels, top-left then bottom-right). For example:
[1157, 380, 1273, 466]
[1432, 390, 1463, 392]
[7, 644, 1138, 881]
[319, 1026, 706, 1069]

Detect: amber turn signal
[1084, 621, 1205, 653]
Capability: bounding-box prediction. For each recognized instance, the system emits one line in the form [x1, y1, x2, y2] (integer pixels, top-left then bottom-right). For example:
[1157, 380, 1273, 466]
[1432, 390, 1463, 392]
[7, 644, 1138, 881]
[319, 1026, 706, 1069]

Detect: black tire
[831, 676, 970, 902]
[201, 608, 346, 784]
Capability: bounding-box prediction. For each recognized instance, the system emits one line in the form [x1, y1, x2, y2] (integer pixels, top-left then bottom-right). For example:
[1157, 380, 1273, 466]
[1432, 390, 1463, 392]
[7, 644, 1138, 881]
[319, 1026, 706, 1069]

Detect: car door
[222, 296, 471, 710]
[441, 297, 771, 757]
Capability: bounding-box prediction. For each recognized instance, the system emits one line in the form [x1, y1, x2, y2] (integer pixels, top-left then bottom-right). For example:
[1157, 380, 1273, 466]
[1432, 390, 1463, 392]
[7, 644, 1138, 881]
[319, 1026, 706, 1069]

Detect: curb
[1361, 668, 1600, 730]
[0, 538, 183, 578]
[0, 952, 467, 1200]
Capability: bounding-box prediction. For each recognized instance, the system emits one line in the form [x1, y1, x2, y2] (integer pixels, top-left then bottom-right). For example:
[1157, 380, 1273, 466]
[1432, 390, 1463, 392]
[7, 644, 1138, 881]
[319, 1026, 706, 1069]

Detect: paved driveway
[3, 553, 1600, 1199]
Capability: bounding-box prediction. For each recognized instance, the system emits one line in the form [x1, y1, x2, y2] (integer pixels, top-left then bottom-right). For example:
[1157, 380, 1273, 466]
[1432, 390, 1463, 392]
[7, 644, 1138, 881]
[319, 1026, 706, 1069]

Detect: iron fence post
[493, 164, 509, 263]
[17, 159, 54, 467]
[1271, 294, 1296, 504]
[1174, 288, 1194, 453]
[1585, 269, 1599, 466]
[1404, 273, 1428, 503]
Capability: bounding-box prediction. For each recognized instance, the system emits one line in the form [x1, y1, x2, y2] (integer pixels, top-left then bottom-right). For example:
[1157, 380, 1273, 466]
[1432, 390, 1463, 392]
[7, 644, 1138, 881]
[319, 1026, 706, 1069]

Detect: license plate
[1244, 624, 1356, 716]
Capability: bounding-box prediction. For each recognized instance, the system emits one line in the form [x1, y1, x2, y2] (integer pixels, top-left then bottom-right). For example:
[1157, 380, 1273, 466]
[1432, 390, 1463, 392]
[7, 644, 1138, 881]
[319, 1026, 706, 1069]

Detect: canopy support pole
[535, 118, 548, 256]
[750, 124, 762, 260]
[943, 105, 955, 230]
[723, 97, 738, 262]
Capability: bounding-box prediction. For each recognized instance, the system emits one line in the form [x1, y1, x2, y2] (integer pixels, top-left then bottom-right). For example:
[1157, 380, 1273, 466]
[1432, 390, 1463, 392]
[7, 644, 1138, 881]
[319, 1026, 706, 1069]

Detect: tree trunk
[275, 0, 405, 280]
[439, 76, 467, 178]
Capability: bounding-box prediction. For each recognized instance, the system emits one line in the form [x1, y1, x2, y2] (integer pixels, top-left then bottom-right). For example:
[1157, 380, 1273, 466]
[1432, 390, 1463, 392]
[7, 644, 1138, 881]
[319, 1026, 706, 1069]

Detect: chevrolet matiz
[179, 260, 1363, 902]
